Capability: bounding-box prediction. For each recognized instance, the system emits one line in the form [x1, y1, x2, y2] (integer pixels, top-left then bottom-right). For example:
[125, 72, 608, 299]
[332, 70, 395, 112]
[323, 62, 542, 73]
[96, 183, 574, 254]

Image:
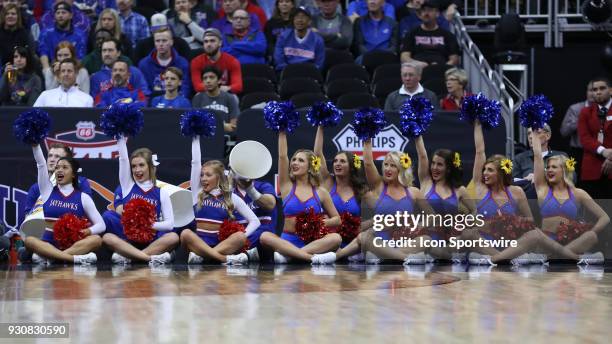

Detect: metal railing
[451, 13, 517, 157]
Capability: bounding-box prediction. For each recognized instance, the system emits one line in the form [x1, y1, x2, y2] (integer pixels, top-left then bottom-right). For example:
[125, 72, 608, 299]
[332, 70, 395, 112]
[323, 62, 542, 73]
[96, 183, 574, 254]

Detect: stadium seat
[422, 64, 453, 82]
[290, 92, 328, 109]
[279, 63, 323, 83]
[242, 77, 276, 95]
[371, 63, 401, 85]
[323, 49, 355, 74]
[337, 92, 380, 109]
[240, 92, 281, 110]
[373, 77, 402, 105]
[325, 63, 370, 84]
[422, 77, 447, 98]
[279, 78, 321, 99]
[242, 63, 277, 84]
[362, 50, 399, 74]
[325, 78, 369, 101]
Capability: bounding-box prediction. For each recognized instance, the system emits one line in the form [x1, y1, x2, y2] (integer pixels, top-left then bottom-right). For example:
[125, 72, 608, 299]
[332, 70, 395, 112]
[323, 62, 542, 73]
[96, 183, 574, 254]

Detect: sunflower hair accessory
[565, 157, 576, 172]
[500, 158, 513, 175]
[453, 152, 461, 168]
[400, 154, 412, 169]
[311, 155, 321, 173]
[353, 154, 362, 169]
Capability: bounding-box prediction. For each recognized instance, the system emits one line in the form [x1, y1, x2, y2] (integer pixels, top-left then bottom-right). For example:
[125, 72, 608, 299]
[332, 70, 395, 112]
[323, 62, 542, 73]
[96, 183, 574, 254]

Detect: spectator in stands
[1, 0, 38, 39]
[384, 62, 438, 111]
[94, 60, 147, 107]
[0, 45, 41, 106]
[0, 3, 34, 65]
[353, 0, 398, 58]
[42, 41, 90, 93]
[88, 8, 133, 62]
[212, 0, 262, 35]
[151, 67, 192, 108]
[273, 7, 325, 71]
[191, 28, 243, 94]
[192, 65, 239, 133]
[116, 0, 150, 48]
[396, 0, 451, 38]
[168, 0, 208, 52]
[440, 67, 469, 110]
[34, 58, 93, 107]
[164, 0, 216, 28]
[512, 124, 567, 184]
[347, 0, 395, 22]
[400, 0, 460, 67]
[265, 0, 295, 55]
[82, 29, 133, 75]
[90, 37, 149, 98]
[560, 81, 595, 181]
[39, 0, 90, 34]
[38, 1, 88, 71]
[138, 27, 191, 98]
[577, 77, 612, 198]
[312, 0, 353, 51]
[218, 0, 267, 29]
[222, 9, 267, 64]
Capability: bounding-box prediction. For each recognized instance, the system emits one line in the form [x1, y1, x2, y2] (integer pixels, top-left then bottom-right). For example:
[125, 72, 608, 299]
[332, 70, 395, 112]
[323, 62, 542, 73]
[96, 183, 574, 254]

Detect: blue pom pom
[351, 107, 388, 141]
[518, 94, 554, 130]
[399, 97, 434, 138]
[305, 101, 344, 127]
[460, 93, 501, 129]
[179, 110, 217, 137]
[12, 109, 52, 145]
[263, 101, 300, 133]
[99, 103, 144, 138]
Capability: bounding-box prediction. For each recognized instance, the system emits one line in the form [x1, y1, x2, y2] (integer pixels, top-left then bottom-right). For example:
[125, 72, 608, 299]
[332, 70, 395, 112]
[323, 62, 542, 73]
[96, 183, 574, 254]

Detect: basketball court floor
[1, 264, 611, 343]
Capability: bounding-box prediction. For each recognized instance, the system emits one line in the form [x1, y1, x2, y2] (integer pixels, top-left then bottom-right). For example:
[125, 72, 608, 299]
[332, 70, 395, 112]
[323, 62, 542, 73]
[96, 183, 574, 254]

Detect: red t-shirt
[440, 92, 471, 111]
[190, 52, 243, 94]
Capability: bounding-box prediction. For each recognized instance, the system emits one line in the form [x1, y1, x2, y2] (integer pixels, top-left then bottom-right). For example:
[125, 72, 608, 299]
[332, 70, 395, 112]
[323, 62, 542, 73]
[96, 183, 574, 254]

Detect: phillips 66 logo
[332, 124, 408, 160]
[45, 121, 119, 159]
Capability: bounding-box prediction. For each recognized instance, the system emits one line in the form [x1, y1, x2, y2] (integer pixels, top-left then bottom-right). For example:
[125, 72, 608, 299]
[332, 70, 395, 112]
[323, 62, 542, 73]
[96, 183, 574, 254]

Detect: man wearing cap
[400, 0, 460, 66]
[273, 7, 325, 71]
[94, 59, 147, 107]
[38, 1, 88, 70]
[190, 28, 243, 94]
[168, 0, 208, 51]
[138, 27, 192, 97]
[353, 0, 397, 58]
[222, 9, 267, 65]
[117, 0, 150, 48]
[39, 0, 90, 34]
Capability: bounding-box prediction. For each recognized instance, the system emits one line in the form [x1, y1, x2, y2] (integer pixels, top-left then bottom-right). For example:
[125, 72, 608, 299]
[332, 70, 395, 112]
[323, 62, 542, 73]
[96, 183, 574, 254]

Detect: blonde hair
[384, 151, 414, 187]
[445, 67, 468, 88]
[130, 148, 157, 185]
[96, 8, 122, 41]
[546, 155, 575, 188]
[197, 160, 235, 219]
[289, 149, 321, 187]
[483, 154, 512, 187]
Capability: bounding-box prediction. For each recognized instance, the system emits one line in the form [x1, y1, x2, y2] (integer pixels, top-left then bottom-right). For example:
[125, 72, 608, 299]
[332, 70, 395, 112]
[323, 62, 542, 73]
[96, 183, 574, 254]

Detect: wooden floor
[1, 264, 611, 343]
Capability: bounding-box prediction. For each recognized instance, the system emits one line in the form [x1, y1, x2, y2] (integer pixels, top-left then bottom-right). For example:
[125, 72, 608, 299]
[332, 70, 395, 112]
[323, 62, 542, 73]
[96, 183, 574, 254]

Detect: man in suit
[578, 77, 612, 199]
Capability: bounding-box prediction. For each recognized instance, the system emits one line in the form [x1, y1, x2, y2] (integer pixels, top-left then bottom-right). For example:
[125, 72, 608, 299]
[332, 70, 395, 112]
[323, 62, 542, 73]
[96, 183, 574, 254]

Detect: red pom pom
[337, 212, 361, 242]
[218, 220, 249, 252]
[53, 213, 89, 250]
[485, 214, 536, 240]
[555, 220, 592, 245]
[295, 208, 328, 244]
[121, 198, 156, 243]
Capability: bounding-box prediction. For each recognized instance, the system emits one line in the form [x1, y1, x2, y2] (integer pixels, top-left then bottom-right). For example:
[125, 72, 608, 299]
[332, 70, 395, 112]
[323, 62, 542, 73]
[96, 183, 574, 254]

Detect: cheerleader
[179, 136, 260, 264]
[24, 144, 104, 264]
[467, 119, 541, 265]
[313, 126, 373, 248]
[336, 139, 433, 264]
[531, 130, 609, 264]
[414, 135, 476, 260]
[258, 130, 341, 264]
[102, 137, 179, 265]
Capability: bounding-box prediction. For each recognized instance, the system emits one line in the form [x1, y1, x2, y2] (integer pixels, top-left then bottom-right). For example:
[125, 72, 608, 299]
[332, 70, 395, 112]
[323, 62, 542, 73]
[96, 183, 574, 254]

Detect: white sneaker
[246, 247, 259, 262]
[528, 253, 549, 265]
[111, 252, 131, 265]
[348, 252, 365, 262]
[274, 252, 289, 264]
[226, 253, 249, 265]
[365, 252, 381, 264]
[451, 252, 467, 264]
[188, 252, 204, 264]
[510, 254, 531, 266]
[577, 252, 604, 265]
[468, 252, 496, 266]
[311, 252, 336, 265]
[149, 252, 173, 266]
[32, 253, 49, 265]
[403, 252, 429, 265]
[73, 252, 97, 265]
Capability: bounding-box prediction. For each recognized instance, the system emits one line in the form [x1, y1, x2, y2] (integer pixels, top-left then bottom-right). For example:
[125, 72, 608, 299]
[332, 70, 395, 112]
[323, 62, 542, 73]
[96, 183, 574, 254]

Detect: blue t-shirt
[151, 95, 192, 109]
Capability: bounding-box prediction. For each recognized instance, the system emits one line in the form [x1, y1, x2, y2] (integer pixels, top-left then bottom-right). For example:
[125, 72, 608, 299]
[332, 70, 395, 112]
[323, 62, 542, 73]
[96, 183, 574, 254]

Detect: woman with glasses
[440, 67, 471, 111]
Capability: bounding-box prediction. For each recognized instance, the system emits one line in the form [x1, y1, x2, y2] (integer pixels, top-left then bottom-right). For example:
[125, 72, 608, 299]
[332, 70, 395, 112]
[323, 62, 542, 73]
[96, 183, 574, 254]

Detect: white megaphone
[229, 140, 272, 179]
[156, 180, 194, 227]
[20, 202, 46, 238]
